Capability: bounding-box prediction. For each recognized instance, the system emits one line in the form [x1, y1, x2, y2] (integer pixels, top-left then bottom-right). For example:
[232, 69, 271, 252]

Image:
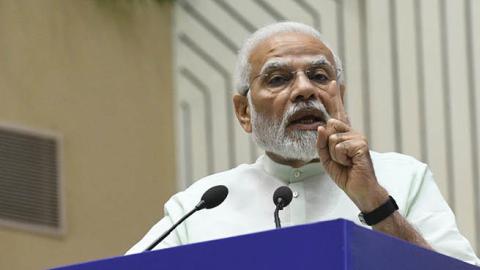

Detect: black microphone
[273, 186, 293, 229]
[144, 185, 229, 251]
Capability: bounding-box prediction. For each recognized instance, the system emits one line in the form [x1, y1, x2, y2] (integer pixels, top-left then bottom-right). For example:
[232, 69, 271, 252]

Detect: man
[127, 22, 479, 265]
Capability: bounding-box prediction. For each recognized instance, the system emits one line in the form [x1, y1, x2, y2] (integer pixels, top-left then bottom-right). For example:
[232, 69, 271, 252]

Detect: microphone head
[273, 186, 293, 209]
[199, 185, 229, 209]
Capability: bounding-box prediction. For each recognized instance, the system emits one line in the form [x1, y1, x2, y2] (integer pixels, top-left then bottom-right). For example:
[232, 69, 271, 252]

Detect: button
[293, 170, 301, 178]
[293, 191, 299, 198]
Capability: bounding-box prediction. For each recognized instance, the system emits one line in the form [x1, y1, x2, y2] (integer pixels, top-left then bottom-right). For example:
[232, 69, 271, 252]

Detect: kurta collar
[258, 154, 324, 184]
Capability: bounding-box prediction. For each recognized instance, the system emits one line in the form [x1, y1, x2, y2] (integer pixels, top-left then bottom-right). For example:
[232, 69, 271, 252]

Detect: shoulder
[166, 162, 260, 210]
[187, 162, 259, 192]
[370, 151, 425, 165]
[370, 151, 428, 173]
[369, 151, 433, 211]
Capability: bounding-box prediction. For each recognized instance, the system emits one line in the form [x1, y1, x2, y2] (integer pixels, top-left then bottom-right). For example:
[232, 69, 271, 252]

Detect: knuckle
[357, 147, 370, 156]
[336, 142, 349, 153]
[334, 143, 343, 151]
[356, 149, 366, 156]
[358, 141, 367, 148]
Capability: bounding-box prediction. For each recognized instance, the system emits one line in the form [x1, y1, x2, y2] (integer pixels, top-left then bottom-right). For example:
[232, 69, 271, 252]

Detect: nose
[290, 71, 316, 102]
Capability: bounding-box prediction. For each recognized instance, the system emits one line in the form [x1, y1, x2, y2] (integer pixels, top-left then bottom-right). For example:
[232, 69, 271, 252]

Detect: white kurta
[127, 151, 479, 265]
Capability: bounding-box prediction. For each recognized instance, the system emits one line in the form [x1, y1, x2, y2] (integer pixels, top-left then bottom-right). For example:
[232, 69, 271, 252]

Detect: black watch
[358, 196, 399, 226]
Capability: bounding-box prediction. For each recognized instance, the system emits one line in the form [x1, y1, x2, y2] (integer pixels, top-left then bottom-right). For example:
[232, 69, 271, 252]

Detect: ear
[233, 94, 252, 133]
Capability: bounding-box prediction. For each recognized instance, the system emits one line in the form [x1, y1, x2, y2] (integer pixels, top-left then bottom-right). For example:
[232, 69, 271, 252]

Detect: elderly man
[127, 22, 478, 265]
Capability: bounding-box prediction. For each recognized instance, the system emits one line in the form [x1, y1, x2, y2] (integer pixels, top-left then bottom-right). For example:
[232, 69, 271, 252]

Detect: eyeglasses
[248, 66, 333, 93]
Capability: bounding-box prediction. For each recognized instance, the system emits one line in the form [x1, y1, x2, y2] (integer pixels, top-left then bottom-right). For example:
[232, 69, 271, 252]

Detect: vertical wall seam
[389, 0, 402, 152]
[212, 0, 260, 163]
[178, 33, 236, 168]
[180, 68, 215, 174]
[464, 0, 480, 250]
[334, 0, 347, 108]
[439, 0, 456, 209]
[359, 0, 372, 141]
[180, 102, 193, 187]
[413, 0, 429, 163]
[180, 1, 239, 166]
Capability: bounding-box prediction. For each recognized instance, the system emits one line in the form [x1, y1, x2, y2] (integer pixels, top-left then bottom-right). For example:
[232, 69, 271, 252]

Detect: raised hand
[316, 81, 388, 212]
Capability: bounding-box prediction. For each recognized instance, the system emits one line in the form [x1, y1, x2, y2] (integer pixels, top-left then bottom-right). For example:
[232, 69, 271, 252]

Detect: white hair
[247, 91, 331, 161]
[234, 21, 344, 95]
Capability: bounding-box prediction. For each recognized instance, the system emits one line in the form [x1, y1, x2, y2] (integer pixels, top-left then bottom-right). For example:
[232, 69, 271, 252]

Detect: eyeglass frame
[243, 61, 342, 95]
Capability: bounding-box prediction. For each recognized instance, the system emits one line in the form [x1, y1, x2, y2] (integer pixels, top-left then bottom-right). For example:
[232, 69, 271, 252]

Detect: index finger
[320, 80, 349, 124]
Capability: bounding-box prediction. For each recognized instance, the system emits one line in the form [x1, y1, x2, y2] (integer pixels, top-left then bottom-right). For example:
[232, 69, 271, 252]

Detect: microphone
[144, 185, 229, 252]
[273, 186, 293, 229]
[196, 185, 229, 210]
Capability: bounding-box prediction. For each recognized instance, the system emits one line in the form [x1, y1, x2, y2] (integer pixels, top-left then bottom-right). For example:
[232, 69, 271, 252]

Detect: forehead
[249, 32, 335, 75]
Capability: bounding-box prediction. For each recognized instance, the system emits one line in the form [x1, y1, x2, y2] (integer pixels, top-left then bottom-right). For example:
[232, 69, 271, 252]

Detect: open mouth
[287, 109, 327, 131]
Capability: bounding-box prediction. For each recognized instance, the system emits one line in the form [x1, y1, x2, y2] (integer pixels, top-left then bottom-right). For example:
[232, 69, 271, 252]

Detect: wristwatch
[358, 196, 399, 226]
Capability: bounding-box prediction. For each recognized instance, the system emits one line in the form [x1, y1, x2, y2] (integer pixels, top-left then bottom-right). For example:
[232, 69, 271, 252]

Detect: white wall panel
[445, 0, 476, 243]
[420, 0, 449, 198]
[472, 0, 480, 248]
[366, 0, 396, 151]
[173, 0, 480, 251]
[267, 0, 315, 26]
[178, 44, 231, 173]
[177, 77, 209, 182]
[343, 0, 366, 134]
[232, 0, 283, 27]
[395, 0, 422, 160]
[194, 0, 252, 46]
[306, 0, 340, 51]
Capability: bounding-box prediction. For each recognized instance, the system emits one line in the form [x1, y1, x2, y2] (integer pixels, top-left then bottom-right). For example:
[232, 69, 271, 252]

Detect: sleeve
[405, 165, 480, 265]
[125, 196, 187, 255]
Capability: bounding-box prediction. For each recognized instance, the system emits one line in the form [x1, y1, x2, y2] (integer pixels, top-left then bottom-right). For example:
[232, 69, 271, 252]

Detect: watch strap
[358, 195, 399, 226]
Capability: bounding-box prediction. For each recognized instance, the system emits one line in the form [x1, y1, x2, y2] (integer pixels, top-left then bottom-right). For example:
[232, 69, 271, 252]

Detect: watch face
[358, 213, 367, 225]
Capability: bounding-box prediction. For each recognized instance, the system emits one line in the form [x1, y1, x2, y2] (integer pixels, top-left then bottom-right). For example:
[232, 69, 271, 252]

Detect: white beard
[248, 95, 330, 162]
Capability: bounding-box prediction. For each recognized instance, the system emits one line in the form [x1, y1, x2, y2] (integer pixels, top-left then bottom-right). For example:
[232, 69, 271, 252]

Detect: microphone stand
[274, 206, 282, 228]
[274, 198, 285, 229]
[145, 201, 205, 251]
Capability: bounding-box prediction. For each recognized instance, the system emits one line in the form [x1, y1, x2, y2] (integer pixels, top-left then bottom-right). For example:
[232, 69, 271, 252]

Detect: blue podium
[53, 219, 478, 270]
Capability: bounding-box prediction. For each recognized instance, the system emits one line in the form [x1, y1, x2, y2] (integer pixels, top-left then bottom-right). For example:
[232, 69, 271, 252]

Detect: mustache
[282, 100, 330, 127]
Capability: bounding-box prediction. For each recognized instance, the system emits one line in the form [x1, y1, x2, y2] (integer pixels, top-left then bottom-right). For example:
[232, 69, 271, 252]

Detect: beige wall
[0, 1, 175, 269]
